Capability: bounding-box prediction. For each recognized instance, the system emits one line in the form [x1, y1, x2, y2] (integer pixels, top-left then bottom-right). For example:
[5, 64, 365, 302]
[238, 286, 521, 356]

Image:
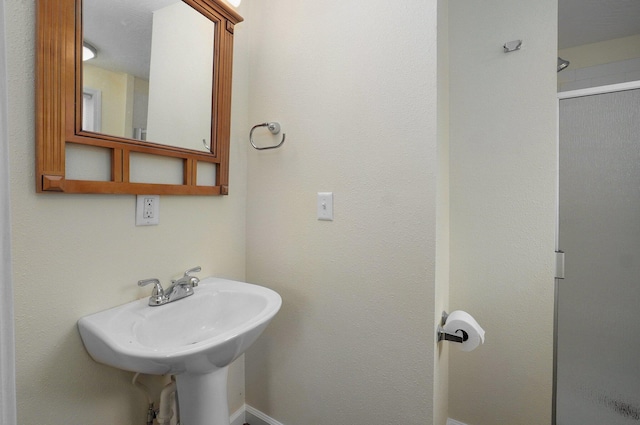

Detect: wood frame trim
[36, 0, 242, 195]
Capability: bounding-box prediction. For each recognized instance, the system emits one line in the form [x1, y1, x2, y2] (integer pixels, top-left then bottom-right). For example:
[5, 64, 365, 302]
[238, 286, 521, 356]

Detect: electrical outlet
[143, 197, 155, 219]
[136, 195, 159, 226]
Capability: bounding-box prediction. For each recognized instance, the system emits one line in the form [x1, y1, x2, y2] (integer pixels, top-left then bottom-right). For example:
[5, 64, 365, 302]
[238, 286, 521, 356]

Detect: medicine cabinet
[36, 0, 243, 195]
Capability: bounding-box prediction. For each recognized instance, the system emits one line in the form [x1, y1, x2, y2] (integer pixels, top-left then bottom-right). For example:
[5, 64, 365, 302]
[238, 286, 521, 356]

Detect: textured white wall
[6, 1, 249, 423]
[243, 0, 440, 424]
[435, 1, 451, 424]
[448, 1, 557, 424]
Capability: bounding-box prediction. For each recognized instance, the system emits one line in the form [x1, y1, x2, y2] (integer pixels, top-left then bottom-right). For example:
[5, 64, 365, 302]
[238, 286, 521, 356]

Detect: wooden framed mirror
[36, 0, 243, 195]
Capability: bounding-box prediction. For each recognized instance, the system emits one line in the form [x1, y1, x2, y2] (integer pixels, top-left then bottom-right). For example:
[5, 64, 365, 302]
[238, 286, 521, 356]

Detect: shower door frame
[553, 79, 640, 425]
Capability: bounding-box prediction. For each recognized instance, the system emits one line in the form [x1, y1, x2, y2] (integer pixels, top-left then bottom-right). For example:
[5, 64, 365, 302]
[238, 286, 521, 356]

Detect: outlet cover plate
[136, 195, 159, 226]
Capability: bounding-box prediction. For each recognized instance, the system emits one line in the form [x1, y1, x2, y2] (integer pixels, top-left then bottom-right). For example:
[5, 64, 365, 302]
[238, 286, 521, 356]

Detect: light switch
[317, 192, 333, 221]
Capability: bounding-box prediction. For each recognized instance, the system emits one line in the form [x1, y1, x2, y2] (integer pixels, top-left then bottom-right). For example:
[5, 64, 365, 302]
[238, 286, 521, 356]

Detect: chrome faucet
[138, 266, 201, 306]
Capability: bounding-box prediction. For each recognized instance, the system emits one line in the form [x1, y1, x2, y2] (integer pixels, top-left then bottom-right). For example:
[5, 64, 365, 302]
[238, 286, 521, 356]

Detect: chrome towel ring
[250, 122, 286, 150]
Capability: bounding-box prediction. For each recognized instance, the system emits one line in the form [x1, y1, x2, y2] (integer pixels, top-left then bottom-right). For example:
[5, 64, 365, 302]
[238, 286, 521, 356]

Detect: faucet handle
[178, 266, 201, 287]
[138, 277, 162, 289]
[184, 266, 201, 277]
[138, 278, 165, 305]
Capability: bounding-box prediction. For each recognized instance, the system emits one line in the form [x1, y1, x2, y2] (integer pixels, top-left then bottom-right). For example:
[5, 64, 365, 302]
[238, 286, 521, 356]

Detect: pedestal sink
[77, 277, 282, 425]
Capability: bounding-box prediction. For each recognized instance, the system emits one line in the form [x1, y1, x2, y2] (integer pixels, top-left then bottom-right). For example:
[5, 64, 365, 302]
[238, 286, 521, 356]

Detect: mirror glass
[82, 0, 214, 152]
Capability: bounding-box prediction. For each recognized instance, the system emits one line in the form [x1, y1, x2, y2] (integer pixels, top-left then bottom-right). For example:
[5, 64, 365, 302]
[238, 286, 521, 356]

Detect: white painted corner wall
[243, 0, 439, 424]
[448, 0, 557, 424]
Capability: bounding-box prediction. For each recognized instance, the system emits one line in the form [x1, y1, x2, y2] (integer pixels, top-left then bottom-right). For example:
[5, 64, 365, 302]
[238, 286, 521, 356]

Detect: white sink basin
[78, 277, 281, 425]
[78, 277, 281, 375]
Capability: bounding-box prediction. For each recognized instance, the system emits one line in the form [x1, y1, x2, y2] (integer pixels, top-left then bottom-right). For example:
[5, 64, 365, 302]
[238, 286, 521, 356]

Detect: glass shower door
[556, 87, 640, 424]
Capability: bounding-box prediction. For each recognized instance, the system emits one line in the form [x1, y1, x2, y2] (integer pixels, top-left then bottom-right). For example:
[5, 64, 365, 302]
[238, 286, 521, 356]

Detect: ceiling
[558, 0, 640, 49]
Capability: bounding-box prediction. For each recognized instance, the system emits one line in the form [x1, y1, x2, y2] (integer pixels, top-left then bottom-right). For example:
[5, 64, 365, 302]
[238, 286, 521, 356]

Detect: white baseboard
[235, 406, 465, 425]
[230, 405, 246, 425]
[228, 404, 284, 425]
[245, 404, 284, 425]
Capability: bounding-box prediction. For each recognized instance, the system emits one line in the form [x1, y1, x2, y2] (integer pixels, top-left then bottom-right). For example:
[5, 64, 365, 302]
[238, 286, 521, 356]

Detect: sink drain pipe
[132, 373, 155, 425]
[156, 375, 178, 425]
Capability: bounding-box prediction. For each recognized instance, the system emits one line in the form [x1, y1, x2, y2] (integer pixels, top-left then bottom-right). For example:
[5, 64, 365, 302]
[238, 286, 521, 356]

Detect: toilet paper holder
[437, 311, 469, 344]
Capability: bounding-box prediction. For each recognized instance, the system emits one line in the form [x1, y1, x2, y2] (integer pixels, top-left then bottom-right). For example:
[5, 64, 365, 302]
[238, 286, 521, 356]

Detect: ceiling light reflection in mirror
[82, 0, 215, 152]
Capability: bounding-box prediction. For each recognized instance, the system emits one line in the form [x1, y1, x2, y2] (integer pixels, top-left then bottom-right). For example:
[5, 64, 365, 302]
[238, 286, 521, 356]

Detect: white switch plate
[317, 192, 333, 221]
[136, 195, 159, 226]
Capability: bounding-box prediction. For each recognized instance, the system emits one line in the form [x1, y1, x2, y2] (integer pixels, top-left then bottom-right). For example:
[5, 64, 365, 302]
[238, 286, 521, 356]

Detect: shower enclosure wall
[556, 84, 640, 424]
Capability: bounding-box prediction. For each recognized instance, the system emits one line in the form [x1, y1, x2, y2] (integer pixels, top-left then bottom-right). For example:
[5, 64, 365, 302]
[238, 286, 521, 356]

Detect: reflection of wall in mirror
[146, 2, 214, 152]
[133, 78, 150, 140]
[83, 64, 150, 138]
[82, 88, 101, 132]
